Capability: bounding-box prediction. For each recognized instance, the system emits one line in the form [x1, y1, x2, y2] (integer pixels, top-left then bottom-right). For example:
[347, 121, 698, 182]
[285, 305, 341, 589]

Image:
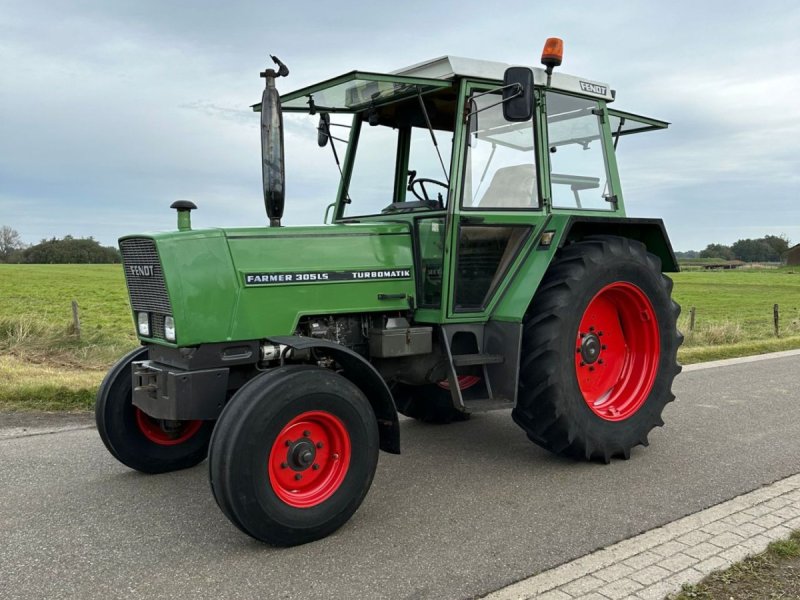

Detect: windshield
[342, 123, 452, 218]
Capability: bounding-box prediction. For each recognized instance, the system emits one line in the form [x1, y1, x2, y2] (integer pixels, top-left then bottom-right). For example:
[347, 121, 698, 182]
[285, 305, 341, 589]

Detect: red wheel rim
[575, 282, 660, 422]
[268, 411, 351, 509]
[436, 375, 481, 391]
[134, 408, 203, 446]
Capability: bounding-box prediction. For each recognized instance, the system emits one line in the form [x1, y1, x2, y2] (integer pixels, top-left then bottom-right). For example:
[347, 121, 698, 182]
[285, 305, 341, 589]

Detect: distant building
[786, 244, 800, 266]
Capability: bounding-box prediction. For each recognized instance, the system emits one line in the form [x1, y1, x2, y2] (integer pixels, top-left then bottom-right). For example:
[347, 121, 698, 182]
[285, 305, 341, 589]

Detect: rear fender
[561, 217, 679, 272]
[268, 336, 400, 454]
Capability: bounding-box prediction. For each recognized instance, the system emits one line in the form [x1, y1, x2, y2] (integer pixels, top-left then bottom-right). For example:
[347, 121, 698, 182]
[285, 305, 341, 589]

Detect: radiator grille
[120, 238, 172, 340]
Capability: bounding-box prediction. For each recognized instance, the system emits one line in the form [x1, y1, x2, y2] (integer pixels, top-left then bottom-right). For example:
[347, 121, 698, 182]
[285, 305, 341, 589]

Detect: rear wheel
[512, 236, 682, 462]
[208, 365, 379, 546]
[95, 347, 214, 473]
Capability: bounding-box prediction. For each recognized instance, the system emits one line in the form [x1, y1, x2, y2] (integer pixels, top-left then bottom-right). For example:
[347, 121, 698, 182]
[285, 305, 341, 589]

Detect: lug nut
[589, 326, 595, 332]
[602, 345, 607, 350]
[580, 361, 586, 367]
[312, 464, 320, 470]
[316, 442, 324, 449]
[285, 440, 292, 447]
[295, 474, 302, 481]
[576, 348, 581, 354]
[589, 366, 595, 372]
[280, 462, 288, 469]
[598, 359, 604, 365]
[303, 430, 311, 437]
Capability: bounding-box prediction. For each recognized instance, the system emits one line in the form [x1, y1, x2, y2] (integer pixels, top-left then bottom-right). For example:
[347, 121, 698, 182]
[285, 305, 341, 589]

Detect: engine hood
[119, 222, 415, 346]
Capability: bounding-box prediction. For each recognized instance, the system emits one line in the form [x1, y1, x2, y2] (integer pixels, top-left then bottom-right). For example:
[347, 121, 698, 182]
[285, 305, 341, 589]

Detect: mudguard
[267, 336, 401, 454]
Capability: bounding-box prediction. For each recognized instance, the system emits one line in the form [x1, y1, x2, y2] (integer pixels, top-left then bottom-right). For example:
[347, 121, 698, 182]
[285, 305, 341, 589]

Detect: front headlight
[137, 312, 150, 337]
[164, 316, 176, 342]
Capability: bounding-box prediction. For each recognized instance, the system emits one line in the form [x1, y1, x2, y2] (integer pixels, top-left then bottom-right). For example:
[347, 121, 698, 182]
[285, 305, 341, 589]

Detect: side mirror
[502, 67, 534, 122]
[317, 113, 330, 147]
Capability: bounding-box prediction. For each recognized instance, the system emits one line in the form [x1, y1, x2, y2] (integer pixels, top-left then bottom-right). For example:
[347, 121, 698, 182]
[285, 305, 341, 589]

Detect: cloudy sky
[1, 0, 798, 251]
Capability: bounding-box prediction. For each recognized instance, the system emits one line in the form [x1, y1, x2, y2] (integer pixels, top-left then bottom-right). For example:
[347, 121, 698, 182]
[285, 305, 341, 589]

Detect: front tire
[208, 365, 379, 546]
[95, 347, 214, 473]
[512, 236, 682, 462]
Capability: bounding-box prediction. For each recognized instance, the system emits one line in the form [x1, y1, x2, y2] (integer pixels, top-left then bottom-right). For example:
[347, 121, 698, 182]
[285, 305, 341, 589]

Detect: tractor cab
[261, 54, 669, 322]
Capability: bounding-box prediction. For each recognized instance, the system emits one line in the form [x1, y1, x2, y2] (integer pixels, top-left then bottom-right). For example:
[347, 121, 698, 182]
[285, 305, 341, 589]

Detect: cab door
[443, 83, 550, 320]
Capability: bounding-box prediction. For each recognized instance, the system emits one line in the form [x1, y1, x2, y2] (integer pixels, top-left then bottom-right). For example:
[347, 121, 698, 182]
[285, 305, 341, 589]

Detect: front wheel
[95, 347, 214, 473]
[208, 365, 379, 546]
[512, 236, 682, 462]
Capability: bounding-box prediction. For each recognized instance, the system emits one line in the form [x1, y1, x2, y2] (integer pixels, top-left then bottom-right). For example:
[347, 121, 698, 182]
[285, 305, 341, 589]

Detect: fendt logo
[579, 81, 608, 96]
[129, 265, 155, 277]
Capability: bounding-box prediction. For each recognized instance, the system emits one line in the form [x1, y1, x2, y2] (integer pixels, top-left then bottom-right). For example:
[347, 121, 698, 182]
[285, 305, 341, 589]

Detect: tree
[699, 243, 735, 261]
[0, 226, 25, 262]
[731, 238, 779, 262]
[762, 234, 790, 258]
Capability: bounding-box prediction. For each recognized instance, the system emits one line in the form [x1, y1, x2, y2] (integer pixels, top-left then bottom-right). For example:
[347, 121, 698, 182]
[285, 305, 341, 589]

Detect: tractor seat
[478, 164, 536, 208]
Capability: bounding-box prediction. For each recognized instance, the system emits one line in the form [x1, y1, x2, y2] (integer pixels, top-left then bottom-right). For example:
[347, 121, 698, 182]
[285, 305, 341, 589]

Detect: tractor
[96, 39, 682, 546]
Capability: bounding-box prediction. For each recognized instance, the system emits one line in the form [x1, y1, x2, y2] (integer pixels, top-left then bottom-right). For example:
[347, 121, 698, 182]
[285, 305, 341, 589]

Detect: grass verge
[678, 335, 800, 365]
[0, 355, 107, 412]
[670, 530, 800, 599]
[0, 314, 136, 412]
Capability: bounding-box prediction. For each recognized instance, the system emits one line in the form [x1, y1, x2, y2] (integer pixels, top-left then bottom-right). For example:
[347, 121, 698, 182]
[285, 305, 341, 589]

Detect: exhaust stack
[259, 55, 289, 227]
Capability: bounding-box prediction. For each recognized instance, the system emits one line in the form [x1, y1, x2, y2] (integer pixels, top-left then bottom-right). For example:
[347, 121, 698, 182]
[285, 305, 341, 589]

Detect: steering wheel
[408, 177, 449, 203]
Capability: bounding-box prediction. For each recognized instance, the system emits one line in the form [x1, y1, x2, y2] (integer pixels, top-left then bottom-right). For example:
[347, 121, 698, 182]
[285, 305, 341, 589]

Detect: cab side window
[461, 92, 538, 210]
[546, 92, 613, 210]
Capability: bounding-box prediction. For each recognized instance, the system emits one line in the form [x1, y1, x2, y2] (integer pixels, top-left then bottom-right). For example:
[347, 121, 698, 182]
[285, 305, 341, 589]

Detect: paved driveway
[2, 354, 800, 599]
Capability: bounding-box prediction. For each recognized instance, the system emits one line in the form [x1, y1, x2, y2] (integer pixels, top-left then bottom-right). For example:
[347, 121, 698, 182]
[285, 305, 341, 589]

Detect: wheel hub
[580, 333, 601, 364]
[268, 410, 352, 508]
[574, 282, 661, 422]
[286, 439, 316, 471]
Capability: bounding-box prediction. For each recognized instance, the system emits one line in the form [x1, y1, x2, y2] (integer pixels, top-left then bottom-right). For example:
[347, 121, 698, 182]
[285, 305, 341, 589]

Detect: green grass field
[670, 268, 800, 362]
[1, 264, 800, 411]
[0, 264, 134, 338]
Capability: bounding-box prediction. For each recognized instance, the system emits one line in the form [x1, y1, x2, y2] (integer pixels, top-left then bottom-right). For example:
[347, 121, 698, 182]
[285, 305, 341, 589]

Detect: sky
[1, 0, 799, 252]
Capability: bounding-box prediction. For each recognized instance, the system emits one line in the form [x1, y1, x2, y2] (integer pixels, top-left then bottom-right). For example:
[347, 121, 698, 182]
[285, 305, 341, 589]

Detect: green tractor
[96, 40, 682, 546]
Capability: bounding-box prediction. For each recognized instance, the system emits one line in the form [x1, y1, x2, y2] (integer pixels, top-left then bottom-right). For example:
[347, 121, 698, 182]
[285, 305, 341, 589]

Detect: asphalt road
[2, 354, 800, 600]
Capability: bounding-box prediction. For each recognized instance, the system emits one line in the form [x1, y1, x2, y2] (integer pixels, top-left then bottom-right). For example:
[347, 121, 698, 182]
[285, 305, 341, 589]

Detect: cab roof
[393, 55, 615, 102]
[265, 55, 614, 114]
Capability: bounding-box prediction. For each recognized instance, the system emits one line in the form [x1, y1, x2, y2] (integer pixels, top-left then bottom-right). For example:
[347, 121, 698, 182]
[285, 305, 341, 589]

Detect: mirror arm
[463, 84, 522, 121]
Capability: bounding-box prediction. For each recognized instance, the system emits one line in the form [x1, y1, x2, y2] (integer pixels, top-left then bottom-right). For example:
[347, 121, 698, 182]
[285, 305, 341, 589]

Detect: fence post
[774, 303, 780, 337]
[71, 300, 81, 340]
[689, 306, 696, 332]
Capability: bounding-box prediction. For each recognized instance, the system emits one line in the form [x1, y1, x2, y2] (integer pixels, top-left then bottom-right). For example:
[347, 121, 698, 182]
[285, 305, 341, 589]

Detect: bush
[15, 235, 120, 264]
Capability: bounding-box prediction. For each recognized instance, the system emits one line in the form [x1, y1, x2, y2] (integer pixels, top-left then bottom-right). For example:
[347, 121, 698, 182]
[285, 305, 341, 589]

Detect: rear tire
[512, 236, 682, 462]
[95, 347, 214, 474]
[208, 365, 379, 546]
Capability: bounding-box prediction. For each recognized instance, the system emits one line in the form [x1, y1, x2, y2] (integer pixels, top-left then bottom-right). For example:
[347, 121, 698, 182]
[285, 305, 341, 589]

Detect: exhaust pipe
[259, 55, 289, 227]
